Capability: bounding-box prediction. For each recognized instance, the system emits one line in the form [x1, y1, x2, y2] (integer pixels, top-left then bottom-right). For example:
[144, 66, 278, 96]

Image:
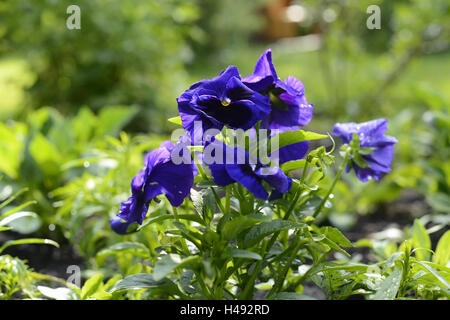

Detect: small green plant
[0, 187, 60, 299]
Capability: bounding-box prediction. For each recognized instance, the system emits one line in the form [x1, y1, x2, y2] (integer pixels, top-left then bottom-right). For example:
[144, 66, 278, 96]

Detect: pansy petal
[150, 162, 194, 207]
[226, 164, 268, 200]
[242, 49, 278, 91]
[271, 141, 309, 164]
[334, 118, 397, 183]
[110, 217, 135, 235]
[117, 195, 149, 224]
[255, 166, 292, 194]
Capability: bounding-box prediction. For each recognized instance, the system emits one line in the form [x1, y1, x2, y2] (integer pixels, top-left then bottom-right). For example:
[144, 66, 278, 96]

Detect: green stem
[290, 250, 332, 290]
[196, 273, 214, 299]
[211, 187, 226, 214]
[172, 205, 190, 254]
[268, 238, 306, 297]
[193, 149, 226, 215]
[225, 185, 231, 214]
[239, 160, 310, 299]
[172, 206, 179, 221]
[240, 240, 267, 299]
[312, 149, 349, 219]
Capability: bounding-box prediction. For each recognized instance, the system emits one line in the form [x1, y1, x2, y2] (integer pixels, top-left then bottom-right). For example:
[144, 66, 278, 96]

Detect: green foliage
[0, 106, 164, 257]
[0, 0, 201, 132]
[0, 189, 68, 300]
[0, 0, 448, 302]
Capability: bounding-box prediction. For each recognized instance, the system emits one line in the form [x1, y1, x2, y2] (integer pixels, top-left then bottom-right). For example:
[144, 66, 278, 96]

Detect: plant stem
[240, 240, 267, 299]
[312, 149, 349, 219]
[193, 150, 226, 214]
[211, 187, 226, 214]
[172, 206, 179, 221]
[239, 160, 310, 299]
[225, 185, 231, 214]
[171, 205, 190, 254]
[268, 237, 306, 297]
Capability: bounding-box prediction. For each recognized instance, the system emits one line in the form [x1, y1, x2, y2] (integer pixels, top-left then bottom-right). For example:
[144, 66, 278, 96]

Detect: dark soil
[0, 230, 84, 280]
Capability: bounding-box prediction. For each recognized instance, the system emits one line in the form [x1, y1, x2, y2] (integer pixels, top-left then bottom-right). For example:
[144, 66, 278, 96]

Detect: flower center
[221, 97, 231, 107]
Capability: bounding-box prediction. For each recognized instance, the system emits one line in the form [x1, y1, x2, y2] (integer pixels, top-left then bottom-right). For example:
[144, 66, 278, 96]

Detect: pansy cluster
[111, 49, 397, 234]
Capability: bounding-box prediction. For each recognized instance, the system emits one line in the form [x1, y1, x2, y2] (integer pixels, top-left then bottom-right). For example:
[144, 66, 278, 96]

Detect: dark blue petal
[255, 166, 292, 194]
[150, 161, 194, 207]
[333, 119, 398, 182]
[117, 195, 149, 224]
[242, 49, 278, 92]
[226, 163, 268, 200]
[110, 217, 136, 235]
[178, 65, 271, 137]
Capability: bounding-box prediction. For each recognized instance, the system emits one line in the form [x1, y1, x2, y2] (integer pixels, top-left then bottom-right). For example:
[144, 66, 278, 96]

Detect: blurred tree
[0, 0, 201, 133]
[187, 0, 269, 64]
[301, 0, 449, 119]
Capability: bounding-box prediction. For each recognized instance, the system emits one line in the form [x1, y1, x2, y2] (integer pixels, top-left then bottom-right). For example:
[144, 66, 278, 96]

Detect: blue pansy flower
[206, 139, 292, 200]
[242, 49, 313, 131]
[333, 119, 398, 182]
[177, 66, 271, 143]
[109, 217, 136, 235]
[111, 140, 194, 233]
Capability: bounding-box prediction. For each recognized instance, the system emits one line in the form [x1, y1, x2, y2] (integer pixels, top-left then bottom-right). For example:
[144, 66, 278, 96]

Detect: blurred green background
[0, 0, 448, 260]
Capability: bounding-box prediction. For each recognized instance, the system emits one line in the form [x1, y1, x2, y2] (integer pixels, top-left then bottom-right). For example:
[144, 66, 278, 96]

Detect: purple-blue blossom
[243, 49, 313, 131]
[333, 119, 398, 182]
[177, 66, 271, 143]
[110, 140, 194, 234]
[206, 140, 292, 200]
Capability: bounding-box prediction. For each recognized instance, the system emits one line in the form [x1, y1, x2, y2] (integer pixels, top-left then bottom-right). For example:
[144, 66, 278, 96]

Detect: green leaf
[81, 274, 104, 300]
[97, 242, 150, 259]
[168, 116, 182, 126]
[0, 200, 36, 220]
[370, 268, 403, 300]
[320, 226, 353, 248]
[29, 133, 63, 175]
[153, 254, 202, 281]
[138, 213, 205, 230]
[280, 159, 306, 172]
[270, 292, 317, 300]
[426, 193, 450, 213]
[0, 211, 38, 227]
[0, 211, 42, 234]
[153, 254, 183, 281]
[190, 188, 214, 222]
[415, 261, 450, 289]
[110, 273, 177, 293]
[37, 286, 78, 300]
[244, 220, 306, 248]
[221, 216, 262, 241]
[180, 270, 197, 294]
[0, 238, 59, 254]
[95, 106, 138, 138]
[276, 130, 328, 149]
[412, 219, 431, 261]
[71, 107, 96, 143]
[228, 249, 262, 260]
[0, 123, 25, 179]
[351, 153, 370, 169]
[305, 167, 324, 185]
[103, 275, 122, 292]
[433, 231, 450, 266]
[359, 147, 375, 155]
[0, 187, 28, 211]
